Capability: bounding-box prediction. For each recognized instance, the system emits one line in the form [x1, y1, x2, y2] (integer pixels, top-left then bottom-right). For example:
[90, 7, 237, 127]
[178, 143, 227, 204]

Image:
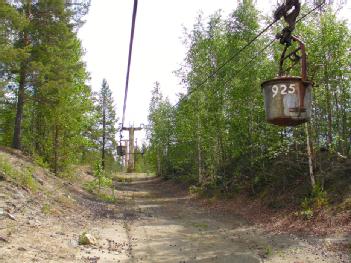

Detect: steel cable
[174, 19, 279, 107]
[121, 0, 138, 129]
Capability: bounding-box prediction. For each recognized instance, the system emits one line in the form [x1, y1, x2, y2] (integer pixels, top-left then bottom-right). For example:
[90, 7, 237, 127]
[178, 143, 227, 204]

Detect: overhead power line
[121, 0, 138, 128]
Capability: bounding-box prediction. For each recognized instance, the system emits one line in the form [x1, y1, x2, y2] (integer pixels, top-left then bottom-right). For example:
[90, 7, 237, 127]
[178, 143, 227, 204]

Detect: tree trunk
[326, 83, 333, 148]
[196, 113, 203, 184]
[305, 123, 316, 189]
[54, 124, 59, 175]
[12, 66, 26, 149]
[101, 107, 106, 170]
[156, 150, 161, 177]
[333, 87, 342, 152]
[12, 1, 31, 150]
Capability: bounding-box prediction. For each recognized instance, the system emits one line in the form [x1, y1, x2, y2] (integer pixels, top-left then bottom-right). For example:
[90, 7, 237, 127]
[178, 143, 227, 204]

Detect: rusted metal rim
[268, 117, 308, 127]
[261, 76, 313, 89]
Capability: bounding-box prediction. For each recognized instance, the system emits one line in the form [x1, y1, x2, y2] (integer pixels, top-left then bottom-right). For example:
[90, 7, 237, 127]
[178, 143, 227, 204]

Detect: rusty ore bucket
[117, 145, 127, 156]
[261, 76, 312, 126]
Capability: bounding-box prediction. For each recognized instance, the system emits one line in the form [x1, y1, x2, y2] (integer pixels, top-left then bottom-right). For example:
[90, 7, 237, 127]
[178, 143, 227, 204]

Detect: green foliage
[33, 154, 50, 169]
[94, 162, 112, 189]
[84, 162, 115, 202]
[96, 192, 116, 203]
[297, 184, 328, 220]
[134, 145, 151, 173]
[299, 200, 315, 220]
[147, 3, 351, 204]
[303, 184, 328, 210]
[0, 1, 93, 175]
[94, 79, 118, 171]
[85, 163, 112, 189]
[83, 179, 98, 193]
[312, 185, 328, 208]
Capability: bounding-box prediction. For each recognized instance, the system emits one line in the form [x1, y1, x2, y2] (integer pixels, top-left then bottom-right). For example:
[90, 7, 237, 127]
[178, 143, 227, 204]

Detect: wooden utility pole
[122, 126, 142, 172]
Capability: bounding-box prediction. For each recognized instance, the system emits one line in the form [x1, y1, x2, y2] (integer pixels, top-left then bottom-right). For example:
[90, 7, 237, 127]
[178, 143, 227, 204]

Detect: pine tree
[96, 79, 117, 170]
[1, 1, 93, 174]
[0, 0, 29, 147]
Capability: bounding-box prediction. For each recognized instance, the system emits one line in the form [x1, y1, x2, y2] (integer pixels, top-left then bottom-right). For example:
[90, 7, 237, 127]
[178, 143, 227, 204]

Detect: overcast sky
[78, 0, 350, 145]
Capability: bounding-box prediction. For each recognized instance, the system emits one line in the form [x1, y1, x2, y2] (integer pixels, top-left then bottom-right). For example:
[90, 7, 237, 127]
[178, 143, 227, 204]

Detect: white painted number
[272, 85, 279, 98]
[281, 84, 288, 95]
[271, 84, 296, 98]
[288, 84, 296, 94]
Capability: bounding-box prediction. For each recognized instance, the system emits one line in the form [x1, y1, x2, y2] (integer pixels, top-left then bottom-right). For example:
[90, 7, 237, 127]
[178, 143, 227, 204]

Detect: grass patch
[115, 176, 133, 183]
[0, 153, 37, 191]
[41, 203, 52, 215]
[263, 245, 273, 257]
[33, 154, 50, 169]
[83, 180, 116, 203]
[191, 222, 209, 230]
[96, 192, 116, 203]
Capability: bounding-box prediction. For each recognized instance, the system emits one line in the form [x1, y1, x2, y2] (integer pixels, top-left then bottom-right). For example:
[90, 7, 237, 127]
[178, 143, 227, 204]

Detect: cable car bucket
[261, 36, 313, 126]
[117, 129, 127, 156]
[262, 36, 312, 126]
[262, 0, 312, 127]
[117, 145, 127, 156]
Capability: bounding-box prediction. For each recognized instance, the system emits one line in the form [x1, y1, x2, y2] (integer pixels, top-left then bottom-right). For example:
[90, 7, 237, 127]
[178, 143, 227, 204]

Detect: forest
[147, 1, 351, 207]
[0, 0, 121, 175]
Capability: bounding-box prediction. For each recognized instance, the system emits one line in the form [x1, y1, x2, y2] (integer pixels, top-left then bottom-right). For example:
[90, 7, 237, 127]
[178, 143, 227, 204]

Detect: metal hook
[275, 0, 301, 45]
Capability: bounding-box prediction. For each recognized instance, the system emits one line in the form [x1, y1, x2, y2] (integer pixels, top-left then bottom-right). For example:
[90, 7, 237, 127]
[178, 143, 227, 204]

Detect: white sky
[78, 0, 351, 144]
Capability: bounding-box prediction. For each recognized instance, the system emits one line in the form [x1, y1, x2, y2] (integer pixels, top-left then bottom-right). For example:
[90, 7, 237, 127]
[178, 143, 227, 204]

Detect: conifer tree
[97, 79, 117, 170]
[0, 0, 92, 173]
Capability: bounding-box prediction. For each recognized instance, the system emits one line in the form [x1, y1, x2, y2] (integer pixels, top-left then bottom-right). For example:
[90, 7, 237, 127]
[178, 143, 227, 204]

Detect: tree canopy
[147, 2, 351, 198]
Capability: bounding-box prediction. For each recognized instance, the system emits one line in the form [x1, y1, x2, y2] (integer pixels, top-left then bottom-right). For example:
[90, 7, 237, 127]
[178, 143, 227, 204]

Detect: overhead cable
[121, 0, 138, 128]
[174, 19, 279, 107]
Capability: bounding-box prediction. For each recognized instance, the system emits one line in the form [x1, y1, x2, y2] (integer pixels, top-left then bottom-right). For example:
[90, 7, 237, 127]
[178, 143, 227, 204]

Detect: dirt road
[1, 172, 348, 262]
[79, 174, 346, 263]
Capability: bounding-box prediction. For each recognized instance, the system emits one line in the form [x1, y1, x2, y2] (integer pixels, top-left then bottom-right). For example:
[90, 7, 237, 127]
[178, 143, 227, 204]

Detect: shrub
[297, 184, 328, 220]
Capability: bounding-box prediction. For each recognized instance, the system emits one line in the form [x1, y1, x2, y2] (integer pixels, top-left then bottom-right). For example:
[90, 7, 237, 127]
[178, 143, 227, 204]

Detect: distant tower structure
[119, 139, 129, 168]
[122, 125, 142, 172]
